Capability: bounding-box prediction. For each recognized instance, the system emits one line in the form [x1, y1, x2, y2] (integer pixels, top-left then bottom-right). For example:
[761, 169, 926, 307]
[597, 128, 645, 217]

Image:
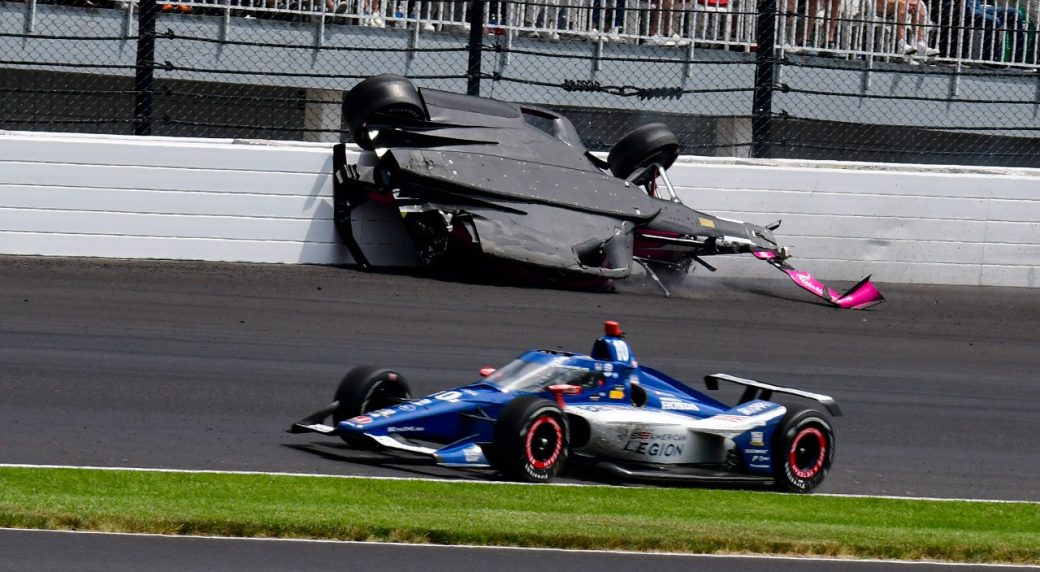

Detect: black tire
[607, 123, 680, 184]
[343, 75, 426, 150]
[771, 406, 835, 493]
[492, 396, 568, 482]
[331, 366, 412, 443]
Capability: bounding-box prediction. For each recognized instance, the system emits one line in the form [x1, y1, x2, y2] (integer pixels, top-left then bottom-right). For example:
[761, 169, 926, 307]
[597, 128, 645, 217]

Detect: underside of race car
[332, 74, 884, 310]
[290, 321, 842, 492]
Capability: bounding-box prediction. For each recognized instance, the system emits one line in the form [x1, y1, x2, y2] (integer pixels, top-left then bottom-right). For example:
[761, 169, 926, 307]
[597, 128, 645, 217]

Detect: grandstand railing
[13, 0, 1040, 71]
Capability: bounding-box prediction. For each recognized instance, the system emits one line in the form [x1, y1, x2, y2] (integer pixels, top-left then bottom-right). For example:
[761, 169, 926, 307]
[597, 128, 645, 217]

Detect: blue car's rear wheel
[332, 366, 412, 444]
[771, 406, 835, 493]
[492, 396, 568, 483]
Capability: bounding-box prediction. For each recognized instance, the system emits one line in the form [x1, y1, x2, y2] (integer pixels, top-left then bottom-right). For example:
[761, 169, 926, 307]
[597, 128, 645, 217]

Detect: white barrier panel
[2, 131, 1038, 287]
[667, 157, 1040, 287]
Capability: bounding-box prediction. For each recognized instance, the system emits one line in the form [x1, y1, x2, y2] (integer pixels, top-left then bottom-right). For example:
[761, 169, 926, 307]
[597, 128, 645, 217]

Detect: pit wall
[2, 131, 1037, 287]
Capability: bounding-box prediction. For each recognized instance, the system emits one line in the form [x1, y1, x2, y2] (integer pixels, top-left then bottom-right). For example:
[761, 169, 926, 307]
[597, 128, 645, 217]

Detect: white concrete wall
[667, 157, 1040, 287]
[2, 131, 1038, 287]
[0, 131, 351, 265]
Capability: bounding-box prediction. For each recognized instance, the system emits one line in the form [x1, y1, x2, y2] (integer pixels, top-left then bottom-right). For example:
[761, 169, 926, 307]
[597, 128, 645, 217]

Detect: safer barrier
[1, 130, 1037, 286]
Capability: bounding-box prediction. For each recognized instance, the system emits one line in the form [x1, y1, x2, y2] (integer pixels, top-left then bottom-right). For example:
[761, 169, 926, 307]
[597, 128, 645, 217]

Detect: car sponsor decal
[660, 398, 699, 412]
[433, 390, 463, 403]
[736, 401, 773, 415]
[622, 429, 687, 458]
[629, 431, 685, 441]
[750, 431, 765, 446]
[398, 404, 417, 412]
[463, 444, 483, 463]
[792, 271, 825, 297]
[608, 390, 624, 399]
[612, 341, 630, 362]
[569, 404, 626, 413]
[351, 415, 373, 424]
[698, 217, 716, 228]
[386, 426, 423, 433]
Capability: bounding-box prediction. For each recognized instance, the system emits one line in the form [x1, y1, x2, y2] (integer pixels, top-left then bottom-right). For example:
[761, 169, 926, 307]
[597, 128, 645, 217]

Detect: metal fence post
[467, 0, 485, 96]
[24, 0, 37, 34]
[751, 0, 776, 158]
[133, 0, 157, 136]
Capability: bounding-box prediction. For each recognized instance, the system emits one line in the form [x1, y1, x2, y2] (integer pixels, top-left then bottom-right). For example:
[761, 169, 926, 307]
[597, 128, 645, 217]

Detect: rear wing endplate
[704, 373, 842, 417]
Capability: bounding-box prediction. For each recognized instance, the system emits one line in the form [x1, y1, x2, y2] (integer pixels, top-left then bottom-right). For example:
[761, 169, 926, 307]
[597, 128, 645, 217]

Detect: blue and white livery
[289, 321, 842, 492]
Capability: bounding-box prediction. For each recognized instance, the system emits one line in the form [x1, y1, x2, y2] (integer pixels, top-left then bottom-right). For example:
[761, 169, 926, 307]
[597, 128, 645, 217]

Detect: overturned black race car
[332, 75, 883, 309]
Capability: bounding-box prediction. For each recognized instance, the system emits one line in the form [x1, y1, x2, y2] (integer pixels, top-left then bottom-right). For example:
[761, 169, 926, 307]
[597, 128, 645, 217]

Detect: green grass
[1, 467, 1038, 564]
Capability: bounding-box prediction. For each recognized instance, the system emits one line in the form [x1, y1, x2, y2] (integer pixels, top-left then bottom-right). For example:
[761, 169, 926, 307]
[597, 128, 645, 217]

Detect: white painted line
[0, 463, 617, 488]
[3, 528, 1038, 568]
[0, 463, 1037, 504]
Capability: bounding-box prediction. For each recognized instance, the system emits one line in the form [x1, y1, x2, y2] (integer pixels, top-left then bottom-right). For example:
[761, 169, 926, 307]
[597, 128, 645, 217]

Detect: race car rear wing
[704, 373, 842, 417]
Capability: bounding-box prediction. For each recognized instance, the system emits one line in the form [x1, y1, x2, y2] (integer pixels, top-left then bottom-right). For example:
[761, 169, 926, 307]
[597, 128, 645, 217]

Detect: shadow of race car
[289, 321, 842, 492]
[332, 74, 883, 309]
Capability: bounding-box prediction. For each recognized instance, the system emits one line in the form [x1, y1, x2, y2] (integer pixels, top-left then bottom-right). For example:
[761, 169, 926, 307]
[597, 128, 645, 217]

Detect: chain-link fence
[2, 0, 1038, 166]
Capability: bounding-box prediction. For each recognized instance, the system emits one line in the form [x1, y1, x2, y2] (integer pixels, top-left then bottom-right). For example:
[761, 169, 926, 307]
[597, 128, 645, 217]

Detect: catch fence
[2, 0, 1038, 165]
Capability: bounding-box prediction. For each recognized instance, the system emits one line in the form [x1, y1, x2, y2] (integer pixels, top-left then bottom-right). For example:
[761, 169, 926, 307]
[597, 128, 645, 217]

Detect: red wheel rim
[525, 415, 563, 470]
[788, 427, 827, 480]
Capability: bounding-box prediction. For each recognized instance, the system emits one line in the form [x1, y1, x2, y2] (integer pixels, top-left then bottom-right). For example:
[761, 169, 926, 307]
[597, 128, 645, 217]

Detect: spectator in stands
[784, 0, 842, 52]
[360, 0, 385, 25]
[1029, 0, 1039, 62]
[523, 0, 574, 41]
[968, 0, 1027, 61]
[877, 0, 940, 54]
[592, 0, 627, 40]
[935, 0, 1026, 60]
[644, 0, 682, 45]
[813, 0, 842, 50]
[160, 1, 193, 12]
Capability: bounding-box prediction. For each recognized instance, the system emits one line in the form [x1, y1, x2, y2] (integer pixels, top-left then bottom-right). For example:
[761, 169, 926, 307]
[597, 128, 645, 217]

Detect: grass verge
[1, 467, 1038, 564]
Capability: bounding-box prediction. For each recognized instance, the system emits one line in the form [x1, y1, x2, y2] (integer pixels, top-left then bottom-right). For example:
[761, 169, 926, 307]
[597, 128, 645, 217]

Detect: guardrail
[15, 0, 1040, 69]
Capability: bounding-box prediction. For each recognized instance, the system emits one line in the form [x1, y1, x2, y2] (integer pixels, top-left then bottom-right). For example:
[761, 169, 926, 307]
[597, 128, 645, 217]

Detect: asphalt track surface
[3, 530, 1034, 572]
[1, 256, 1039, 501]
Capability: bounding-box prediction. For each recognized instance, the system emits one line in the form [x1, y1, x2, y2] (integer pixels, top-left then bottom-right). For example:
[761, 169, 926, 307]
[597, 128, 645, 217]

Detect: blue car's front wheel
[332, 366, 412, 445]
[492, 396, 568, 483]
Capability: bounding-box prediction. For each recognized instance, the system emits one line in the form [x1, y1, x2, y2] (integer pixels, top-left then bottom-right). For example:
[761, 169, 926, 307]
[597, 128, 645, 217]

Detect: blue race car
[289, 321, 842, 492]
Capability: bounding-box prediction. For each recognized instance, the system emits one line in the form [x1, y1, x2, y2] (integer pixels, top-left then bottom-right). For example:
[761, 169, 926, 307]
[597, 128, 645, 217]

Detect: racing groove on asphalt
[1, 256, 1037, 500]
